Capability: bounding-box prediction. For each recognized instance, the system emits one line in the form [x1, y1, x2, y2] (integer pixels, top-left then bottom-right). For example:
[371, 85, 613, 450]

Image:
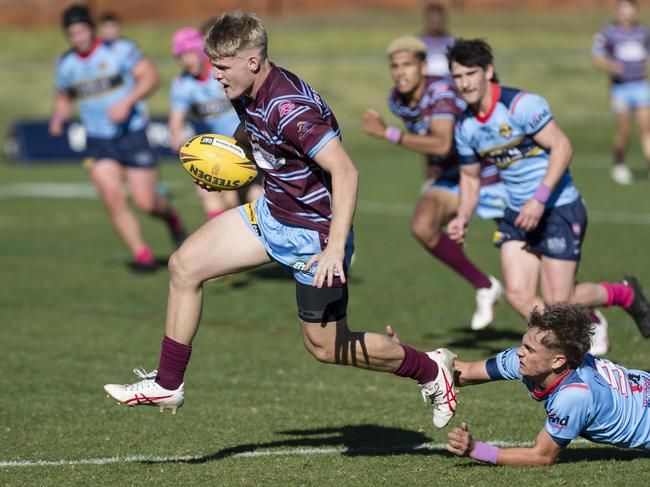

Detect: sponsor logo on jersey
[531, 108, 551, 130]
[547, 413, 570, 430]
[279, 101, 296, 118]
[297, 121, 316, 141]
[499, 123, 513, 138]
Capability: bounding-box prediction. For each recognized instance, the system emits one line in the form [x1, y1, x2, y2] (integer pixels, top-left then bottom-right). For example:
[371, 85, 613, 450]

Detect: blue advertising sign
[4, 118, 211, 164]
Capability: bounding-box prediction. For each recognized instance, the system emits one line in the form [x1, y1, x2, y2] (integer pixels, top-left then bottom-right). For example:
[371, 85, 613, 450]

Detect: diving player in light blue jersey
[446, 303, 650, 466]
[49, 5, 186, 273]
[446, 39, 650, 353]
[168, 27, 261, 221]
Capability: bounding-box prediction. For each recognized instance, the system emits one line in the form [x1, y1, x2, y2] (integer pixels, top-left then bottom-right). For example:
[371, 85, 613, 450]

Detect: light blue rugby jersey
[487, 347, 650, 450]
[55, 39, 149, 139]
[170, 65, 240, 137]
[455, 83, 580, 211]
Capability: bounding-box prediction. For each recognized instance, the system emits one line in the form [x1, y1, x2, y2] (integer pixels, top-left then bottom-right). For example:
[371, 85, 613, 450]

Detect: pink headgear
[172, 28, 205, 56]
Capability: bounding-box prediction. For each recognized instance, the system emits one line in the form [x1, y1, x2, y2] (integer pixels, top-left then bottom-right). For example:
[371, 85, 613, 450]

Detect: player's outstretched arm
[447, 162, 480, 244]
[447, 423, 562, 466]
[454, 358, 492, 386]
[305, 137, 359, 288]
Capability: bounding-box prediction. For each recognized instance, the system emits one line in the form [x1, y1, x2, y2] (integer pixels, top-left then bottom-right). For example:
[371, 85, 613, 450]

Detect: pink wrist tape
[533, 184, 552, 204]
[384, 126, 402, 144]
[469, 441, 499, 464]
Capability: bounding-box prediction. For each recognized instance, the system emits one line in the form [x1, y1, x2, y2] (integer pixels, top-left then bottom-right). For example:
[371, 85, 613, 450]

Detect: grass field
[2, 9, 650, 487]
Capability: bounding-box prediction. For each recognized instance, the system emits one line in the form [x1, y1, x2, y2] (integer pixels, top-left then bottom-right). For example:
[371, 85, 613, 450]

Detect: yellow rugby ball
[179, 134, 258, 191]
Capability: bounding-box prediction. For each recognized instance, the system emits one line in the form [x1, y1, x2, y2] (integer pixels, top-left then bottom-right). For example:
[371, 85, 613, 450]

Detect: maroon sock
[155, 336, 192, 390]
[167, 210, 183, 232]
[394, 345, 439, 384]
[427, 234, 491, 289]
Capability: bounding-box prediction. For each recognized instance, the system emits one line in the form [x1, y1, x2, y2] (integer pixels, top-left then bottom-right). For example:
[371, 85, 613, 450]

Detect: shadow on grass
[559, 446, 650, 463]
[423, 328, 523, 355]
[141, 424, 453, 464]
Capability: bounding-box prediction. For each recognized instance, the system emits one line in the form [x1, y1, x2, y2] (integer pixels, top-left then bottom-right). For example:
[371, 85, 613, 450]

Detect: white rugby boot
[471, 276, 503, 330]
[421, 348, 458, 428]
[611, 164, 633, 185]
[588, 310, 609, 357]
[104, 368, 184, 415]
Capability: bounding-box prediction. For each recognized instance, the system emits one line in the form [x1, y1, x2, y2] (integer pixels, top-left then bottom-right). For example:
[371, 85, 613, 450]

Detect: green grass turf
[2, 9, 650, 487]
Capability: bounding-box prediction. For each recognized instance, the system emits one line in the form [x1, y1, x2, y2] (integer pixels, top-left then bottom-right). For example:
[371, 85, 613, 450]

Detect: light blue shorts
[425, 180, 508, 220]
[611, 80, 650, 114]
[238, 197, 355, 285]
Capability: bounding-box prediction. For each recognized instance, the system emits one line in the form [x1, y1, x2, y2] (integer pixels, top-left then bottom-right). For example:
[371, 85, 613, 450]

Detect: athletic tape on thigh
[296, 281, 348, 324]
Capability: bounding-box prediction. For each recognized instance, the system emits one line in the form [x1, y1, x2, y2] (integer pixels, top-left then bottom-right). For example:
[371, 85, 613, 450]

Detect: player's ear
[485, 64, 495, 82]
[551, 352, 567, 371]
[248, 55, 260, 74]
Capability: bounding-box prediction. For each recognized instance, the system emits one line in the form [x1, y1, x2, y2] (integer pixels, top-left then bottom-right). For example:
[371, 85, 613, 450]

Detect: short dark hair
[528, 304, 594, 369]
[62, 4, 94, 29]
[447, 38, 493, 70]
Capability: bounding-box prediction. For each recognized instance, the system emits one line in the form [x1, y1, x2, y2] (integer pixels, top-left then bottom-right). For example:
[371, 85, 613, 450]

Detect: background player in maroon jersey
[105, 11, 458, 428]
[362, 36, 505, 331]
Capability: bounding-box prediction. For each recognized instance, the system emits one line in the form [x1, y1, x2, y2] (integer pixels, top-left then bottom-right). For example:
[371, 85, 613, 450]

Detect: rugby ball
[179, 134, 258, 191]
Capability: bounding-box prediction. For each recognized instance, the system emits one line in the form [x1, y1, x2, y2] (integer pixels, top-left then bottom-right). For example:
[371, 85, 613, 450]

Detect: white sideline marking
[1, 183, 650, 226]
[0, 439, 595, 468]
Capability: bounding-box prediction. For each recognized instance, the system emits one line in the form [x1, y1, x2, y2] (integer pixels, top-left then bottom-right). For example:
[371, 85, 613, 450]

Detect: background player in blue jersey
[49, 5, 186, 272]
[446, 39, 650, 354]
[362, 36, 505, 331]
[445, 303, 650, 465]
[592, 0, 650, 185]
[105, 11, 458, 429]
[168, 27, 261, 221]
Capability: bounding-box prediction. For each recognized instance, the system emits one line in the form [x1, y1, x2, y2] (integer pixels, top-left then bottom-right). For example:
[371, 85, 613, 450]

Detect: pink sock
[207, 208, 227, 220]
[134, 248, 154, 265]
[155, 336, 192, 390]
[428, 234, 492, 289]
[393, 345, 439, 384]
[601, 282, 634, 308]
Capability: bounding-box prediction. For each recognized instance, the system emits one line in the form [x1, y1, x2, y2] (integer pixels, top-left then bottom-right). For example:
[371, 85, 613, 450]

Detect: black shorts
[296, 281, 348, 324]
[493, 198, 587, 261]
[86, 128, 157, 168]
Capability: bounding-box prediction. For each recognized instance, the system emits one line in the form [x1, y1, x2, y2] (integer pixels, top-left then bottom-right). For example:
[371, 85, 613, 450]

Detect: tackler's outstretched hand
[446, 422, 475, 457]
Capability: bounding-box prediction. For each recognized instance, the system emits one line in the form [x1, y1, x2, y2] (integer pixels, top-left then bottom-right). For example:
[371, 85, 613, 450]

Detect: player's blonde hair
[204, 11, 268, 60]
[386, 36, 427, 61]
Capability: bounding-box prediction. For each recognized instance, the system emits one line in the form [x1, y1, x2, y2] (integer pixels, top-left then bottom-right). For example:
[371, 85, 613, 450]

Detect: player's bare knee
[505, 288, 533, 314]
[132, 196, 156, 215]
[411, 218, 440, 244]
[301, 332, 334, 363]
[168, 249, 200, 286]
